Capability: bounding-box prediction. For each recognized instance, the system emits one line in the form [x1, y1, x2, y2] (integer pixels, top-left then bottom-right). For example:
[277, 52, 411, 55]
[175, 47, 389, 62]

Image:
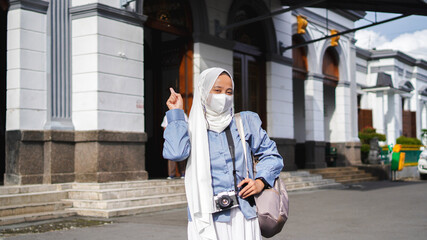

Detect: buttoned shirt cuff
[255, 177, 270, 189]
[166, 109, 186, 123]
[255, 170, 276, 188]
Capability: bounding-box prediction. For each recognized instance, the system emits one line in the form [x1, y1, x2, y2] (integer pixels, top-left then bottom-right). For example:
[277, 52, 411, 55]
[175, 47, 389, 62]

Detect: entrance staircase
[0, 184, 75, 226]
[0, 171, 341, 226]
[281, 170, 342, 191]
[64, 179, 187, 218]
[308, 166, 378, 184]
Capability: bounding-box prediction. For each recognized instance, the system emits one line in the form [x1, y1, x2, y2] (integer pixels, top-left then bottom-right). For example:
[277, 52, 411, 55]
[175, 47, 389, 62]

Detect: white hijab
[185, 67, 234, 240]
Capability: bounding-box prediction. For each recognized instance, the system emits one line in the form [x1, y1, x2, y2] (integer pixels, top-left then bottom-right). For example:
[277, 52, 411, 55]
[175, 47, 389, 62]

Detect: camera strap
[225, 127, 239, 200]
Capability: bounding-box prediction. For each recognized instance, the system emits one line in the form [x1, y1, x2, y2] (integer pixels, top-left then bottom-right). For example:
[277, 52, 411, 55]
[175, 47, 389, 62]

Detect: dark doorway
[358, 95, 373, 132]
[0, 0, 8, 185]
[143, 0, 193, 179]
[231, 5, 267, 128]
[322, 47, 339, 87]
[233, 48, 266, 127]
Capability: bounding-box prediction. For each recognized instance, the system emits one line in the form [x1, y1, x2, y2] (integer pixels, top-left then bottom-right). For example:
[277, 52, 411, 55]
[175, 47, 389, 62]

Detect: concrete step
[0, 191, 68, 207]
[70, 179, 184, 190]
[64, 193, 187, 210]
[308, 167, 359, 174]
[67, 184, 185, 201]
[0, 171, 345, 222]
[69, 201, 188, 218]
[0, 184, 72, 195]
[280, 171, 314, 178]
[281, 174, 324, 183]
[308, 167, 379, 184]
[0, 210, 76, 226]
[0, 201, 72, 218]
[280, 170, 343, 192]
[319, 170, 368, 178]
[285, 179, 336, 190]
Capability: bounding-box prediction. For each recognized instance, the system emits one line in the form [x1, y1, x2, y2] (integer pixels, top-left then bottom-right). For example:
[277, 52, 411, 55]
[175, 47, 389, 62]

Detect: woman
[163, 67, 283, 240]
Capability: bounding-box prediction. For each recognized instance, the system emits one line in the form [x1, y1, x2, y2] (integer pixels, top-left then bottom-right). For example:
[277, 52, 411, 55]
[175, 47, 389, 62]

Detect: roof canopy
[281, 0, 427, 16]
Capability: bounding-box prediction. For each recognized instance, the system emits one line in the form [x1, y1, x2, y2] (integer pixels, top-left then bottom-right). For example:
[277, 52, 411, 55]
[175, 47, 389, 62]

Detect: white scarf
[185, 67, 234, 240]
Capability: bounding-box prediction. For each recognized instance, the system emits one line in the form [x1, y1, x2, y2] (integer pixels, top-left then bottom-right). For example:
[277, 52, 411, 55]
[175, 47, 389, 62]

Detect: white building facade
[290, 8, 363, 169]
[356, 48, 427, 144]
[2, 0, 363, 185]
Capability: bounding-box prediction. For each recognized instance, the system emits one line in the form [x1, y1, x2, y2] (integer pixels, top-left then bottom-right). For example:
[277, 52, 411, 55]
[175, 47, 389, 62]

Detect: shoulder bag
[235, 113, 289, 238]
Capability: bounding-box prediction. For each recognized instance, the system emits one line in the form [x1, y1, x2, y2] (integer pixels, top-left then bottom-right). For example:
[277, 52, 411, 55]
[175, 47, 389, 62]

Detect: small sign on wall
[136, 99, 144, 109]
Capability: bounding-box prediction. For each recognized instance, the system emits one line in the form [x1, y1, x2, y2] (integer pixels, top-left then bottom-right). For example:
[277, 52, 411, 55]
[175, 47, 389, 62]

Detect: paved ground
[1, 180, 427, 240]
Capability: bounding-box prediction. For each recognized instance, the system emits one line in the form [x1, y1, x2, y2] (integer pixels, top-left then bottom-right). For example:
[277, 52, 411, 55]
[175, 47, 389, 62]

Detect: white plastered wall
[266, 62, 294, 138]
[268, 8, 293, 138]
[72, 15, 144, 132]
[6, 9, 47, 130]
[305, 75, 324, 141]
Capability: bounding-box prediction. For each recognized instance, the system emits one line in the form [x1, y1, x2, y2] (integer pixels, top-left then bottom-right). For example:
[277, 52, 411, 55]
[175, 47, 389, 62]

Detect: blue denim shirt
[163, 109, 284, 222]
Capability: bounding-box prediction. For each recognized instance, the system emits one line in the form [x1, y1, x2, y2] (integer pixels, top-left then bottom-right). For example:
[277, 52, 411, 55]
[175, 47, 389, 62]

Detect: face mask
[206, 93, 233, 114]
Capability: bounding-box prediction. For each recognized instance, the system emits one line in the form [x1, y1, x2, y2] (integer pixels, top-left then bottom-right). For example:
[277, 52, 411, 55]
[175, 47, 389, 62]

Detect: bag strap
[225, 127, 239, 196]
[234, 113, 250, 178]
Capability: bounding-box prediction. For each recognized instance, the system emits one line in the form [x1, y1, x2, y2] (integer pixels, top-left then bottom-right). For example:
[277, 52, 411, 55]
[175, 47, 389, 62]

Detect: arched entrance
[322, 47, 339, 166]
[229, 2, 268, 128]
[0, 0, 8, 185]
[292, 35, 308, 169]
[143, 0, 193, 179]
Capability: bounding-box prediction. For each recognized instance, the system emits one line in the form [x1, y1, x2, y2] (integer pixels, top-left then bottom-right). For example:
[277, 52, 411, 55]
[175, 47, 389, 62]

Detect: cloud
[355, 29, 389, 49]
[355, 29, 427, 61]
[379, 30, 427, 60]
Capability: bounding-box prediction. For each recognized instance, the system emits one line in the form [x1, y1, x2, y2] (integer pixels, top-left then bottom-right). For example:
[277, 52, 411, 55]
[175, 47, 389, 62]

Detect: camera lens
[218, 195, 233, 209]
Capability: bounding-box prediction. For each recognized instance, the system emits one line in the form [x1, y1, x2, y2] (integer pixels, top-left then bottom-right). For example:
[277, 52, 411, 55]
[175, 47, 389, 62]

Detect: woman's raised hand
[166, 88, 184, 110]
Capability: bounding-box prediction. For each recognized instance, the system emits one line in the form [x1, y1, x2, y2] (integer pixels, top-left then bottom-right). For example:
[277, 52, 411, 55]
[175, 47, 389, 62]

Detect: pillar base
[271, 138, 297, 171]
[305, 141, 327, 169]
[332, 142, 362, 166]
[5, 130, 148, 185]
[75, 131, 148, 183]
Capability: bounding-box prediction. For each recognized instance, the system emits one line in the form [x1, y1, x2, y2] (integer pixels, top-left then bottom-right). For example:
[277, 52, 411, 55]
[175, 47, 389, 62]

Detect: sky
[354, 12, 427, 61]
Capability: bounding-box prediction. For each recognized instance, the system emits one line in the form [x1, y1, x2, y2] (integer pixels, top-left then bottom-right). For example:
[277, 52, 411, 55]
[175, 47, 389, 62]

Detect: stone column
[389, 93, 401, 144]
[5, 0, 49, 185]
[42, 0, 75, 184]
[373, 91, 385, 135]
[331, 82, 362, 166]
[304, 73, 326, 168]
[70, 3, 148, 182]
[349, 39, 359, 143]
[266, 61, 297, 171]
[45, 0, 73, 130]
